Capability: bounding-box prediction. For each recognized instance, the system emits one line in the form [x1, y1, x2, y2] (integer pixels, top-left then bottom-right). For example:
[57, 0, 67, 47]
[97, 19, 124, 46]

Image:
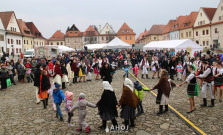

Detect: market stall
[103, 37, 132, 49]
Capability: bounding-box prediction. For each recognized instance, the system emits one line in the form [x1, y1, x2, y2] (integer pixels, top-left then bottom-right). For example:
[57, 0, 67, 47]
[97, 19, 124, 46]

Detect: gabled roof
[83, 25, 99, 36]
[0, 11, 14, 29]
[136, 29, 148, 42]
[0, 18, 5, 30]
[162, 20, 176, 34]
[180, 12, 198, 30]
[25, 22, 44, 39]
[117, 22, 136, 35]
[17, 19, 34, 37]
[169, 16, 187, 32]
[202, 8, 217, 21]
[146, 25, 166, 36]
[65, 24, 83, 37]
[49, 30, 65, 41]
[69, 24, 80, 31]
[100, 23, 116, 35]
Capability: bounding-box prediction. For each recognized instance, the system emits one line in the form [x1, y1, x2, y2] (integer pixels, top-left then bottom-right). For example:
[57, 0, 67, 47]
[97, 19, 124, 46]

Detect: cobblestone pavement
[0, 70, 222, 135]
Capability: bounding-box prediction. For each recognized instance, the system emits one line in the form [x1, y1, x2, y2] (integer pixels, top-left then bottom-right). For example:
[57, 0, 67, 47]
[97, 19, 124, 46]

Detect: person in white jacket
[139, 55, 150, 79]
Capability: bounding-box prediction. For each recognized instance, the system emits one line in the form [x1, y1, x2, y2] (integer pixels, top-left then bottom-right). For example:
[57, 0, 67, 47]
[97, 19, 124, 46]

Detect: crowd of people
[0, 48, 223, 133]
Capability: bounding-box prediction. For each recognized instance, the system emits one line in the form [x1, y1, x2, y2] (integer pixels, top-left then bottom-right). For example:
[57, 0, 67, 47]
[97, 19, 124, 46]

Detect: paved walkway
[0, 70, 222, 135]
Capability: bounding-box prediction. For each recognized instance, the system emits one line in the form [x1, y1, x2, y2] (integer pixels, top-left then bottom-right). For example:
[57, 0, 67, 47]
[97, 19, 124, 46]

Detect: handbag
[6, 78, 11, 87]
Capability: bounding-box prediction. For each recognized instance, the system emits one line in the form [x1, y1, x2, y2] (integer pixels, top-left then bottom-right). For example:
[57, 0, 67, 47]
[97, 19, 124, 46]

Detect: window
[215, 28, 218, 33]
[57, 42, 59, 45]
[203, 41, 205, 46]
[198, 22, 200, 26]
[219, 16, 222, 21]
[51, 42, 53, 45]
[196, 31, 198, 36]
[130, 36, 132, 40]
[15, 28, 16, 32]
[200, 21, 203, 25]
[31, 41, 32, 45]
[16, 40, 18, 44]
[154, 37, 156, 40]
[206, 30, 209, 35]
[119, 37, 121, 39]
[0, 35, 4, 41]
[11, 27, 13, 31]
[125, 36, 127, 40]
[127, 30, 130, 33]
[206, 41, 209, 46]
[8, 39, 10, 44]
[24, 40, 26, 44]
[221, 6, 223, 11]
[37, 42, 38, 45]
[67, 39, 70, 43]
[106, 36, 108, 41]
[27, 40, 28, 44]
[16, 48, 18, 53]
[189, 31, 191, 37]
[61, 42, 63, 45]
[11, 39, 13, 44]
[19, 40, 21, 45]
[200, 13, 202, 16]
[203, 20, 205, 24]
[19, 49, 21, 53]
[203, 30, 205, 35]
[121, 30, 124, 33]
[181, 33, 184, 38]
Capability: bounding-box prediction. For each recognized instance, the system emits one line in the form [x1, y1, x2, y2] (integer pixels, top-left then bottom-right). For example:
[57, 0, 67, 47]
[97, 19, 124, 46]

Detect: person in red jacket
[48, 60, 54, 75]
[53, 61, 63, 85]
[20, 53, 23, 59]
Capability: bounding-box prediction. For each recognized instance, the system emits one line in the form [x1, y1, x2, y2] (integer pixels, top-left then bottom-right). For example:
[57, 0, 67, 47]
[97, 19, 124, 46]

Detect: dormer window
[127, 30, 130, 33]
[121, 30, 124, 33]
[200, 13, 202, 16]
[219, 16, 222, 21]
[53, 37, 55, 38]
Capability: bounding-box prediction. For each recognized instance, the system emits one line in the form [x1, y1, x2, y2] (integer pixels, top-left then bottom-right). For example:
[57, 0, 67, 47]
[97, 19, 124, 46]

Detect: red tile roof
[25, 22, 45, 39]
[17, 19, 34, 37]
[180, 12, 198, 30]
[49, 30, 65, 41]
[202, 8, 217, 21]
[64, 24, 83, 37]
[83, 25, 99, 36]
[146, 25, 166, 36]
[117, 22, 136, 35]
[136, 29, 148, 42]
[169, 16, 187, 32]
[0, 11, 14, 29]
[162, 20, 176, 34]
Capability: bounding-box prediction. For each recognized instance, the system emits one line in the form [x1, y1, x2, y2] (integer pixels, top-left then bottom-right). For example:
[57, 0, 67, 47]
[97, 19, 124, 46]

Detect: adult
[97, 81, 118, 130]
[183, 58, 192, 81]
[169, 57, 177, 80]
[119, 78, 139, 130]
[151, 69, 176, 115]
[177, 65, 199, 113]
[66, 60, 74, 86]
[17, 62, 25, 83]
[139, 55, 150, 79]
[34, 64, 42, 104]
[71, 59, 79, 83]
[6, 62, 16, 85]
[100, 63, 112, 84]
[213, 61, 223, 102]
[53, 61, 63, 85]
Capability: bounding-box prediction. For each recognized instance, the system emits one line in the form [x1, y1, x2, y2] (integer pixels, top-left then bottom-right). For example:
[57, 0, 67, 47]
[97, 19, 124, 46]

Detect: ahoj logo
[105, 125, 129, 133]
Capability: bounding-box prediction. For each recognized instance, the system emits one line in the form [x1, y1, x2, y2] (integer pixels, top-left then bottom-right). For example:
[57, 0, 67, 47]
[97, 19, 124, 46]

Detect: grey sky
[1, 0, 220, 39]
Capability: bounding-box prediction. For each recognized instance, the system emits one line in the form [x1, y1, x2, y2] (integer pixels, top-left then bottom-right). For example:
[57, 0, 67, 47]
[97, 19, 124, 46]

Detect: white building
[0, 18, 6, 55]
[99, 23, 116, 43]
[0, 11, 23, 55]
[169, 16, 187, 40]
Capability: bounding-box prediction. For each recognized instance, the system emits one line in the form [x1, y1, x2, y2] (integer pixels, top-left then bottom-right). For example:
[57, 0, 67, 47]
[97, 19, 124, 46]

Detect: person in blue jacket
[53, 82, 65, 121]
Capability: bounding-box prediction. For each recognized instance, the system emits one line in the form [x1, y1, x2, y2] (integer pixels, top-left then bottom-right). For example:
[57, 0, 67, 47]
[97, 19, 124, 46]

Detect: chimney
[99, 25, 101, 32]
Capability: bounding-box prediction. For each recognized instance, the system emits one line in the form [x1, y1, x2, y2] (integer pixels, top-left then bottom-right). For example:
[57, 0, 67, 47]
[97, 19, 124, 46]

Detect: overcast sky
[1, 0, 220, 38]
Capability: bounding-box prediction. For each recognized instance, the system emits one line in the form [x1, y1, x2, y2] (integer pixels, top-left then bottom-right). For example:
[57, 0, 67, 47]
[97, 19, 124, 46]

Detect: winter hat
[65, 91, 74, 98]
[124, 60, 127, 65]
[54, 82, 61, 89]
[103, 81, 113, 91]
[79, 93, 85, 99]
[134, 81, 140, 87]
[124, 78, 134, 92]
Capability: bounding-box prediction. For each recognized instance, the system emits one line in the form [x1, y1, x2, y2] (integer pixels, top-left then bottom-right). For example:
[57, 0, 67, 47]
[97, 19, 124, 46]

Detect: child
[134, 81, 144, 117]
[48, 60, 54, 76]
[70, 93, 96, 133]
[0, 64, 9, 90]
[53, 82, 65, 121]
[151, 57, 160, 79]
[132, 64, 139, 78]
[25, 68, 32, 83]
[48, 82, 56, 111]
[86, 64, 92, 81]
[176, 62, 183, 81]
[123, 60, 130, 78]
[65, 91, 74, 126]
[61, 63, 68, 89]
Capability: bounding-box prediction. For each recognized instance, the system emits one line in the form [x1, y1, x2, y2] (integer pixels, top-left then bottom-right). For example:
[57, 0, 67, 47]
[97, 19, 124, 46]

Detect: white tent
[84, 44, 107, 50]
[58, 45, 75, 52]
[143, 39, 203, 56]
[104, 37, 132, 49]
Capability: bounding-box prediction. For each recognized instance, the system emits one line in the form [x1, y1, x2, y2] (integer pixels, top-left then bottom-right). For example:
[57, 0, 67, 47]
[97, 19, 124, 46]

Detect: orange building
[117, 22, 136, 44]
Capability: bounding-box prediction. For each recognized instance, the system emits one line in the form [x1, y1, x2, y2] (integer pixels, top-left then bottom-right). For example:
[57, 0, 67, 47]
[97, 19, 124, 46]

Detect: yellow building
[194, 8, 217, 48]
[145, 25, 166, 44]
[117, 22, 136, 44]
[17, 19, 34, 52]
[48, 30, 65, 45]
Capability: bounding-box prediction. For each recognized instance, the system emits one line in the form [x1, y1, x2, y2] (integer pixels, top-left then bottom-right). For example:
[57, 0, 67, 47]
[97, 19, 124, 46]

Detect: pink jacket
[132, 67, 139, 74]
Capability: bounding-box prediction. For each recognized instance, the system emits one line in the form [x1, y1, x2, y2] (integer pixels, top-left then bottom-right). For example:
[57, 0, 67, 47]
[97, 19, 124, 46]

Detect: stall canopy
[58, 45, 75, 52]
[104, 37, 131, 49]
[143, 39, 203, 55]
[84, 44, 107, 50]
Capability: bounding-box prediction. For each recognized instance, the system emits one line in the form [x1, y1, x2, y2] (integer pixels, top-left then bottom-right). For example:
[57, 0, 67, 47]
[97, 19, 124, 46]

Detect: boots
[42, 99, 46, 109]
[111, 119, 118, 130]
[98, 120, 106, 130]
[62, 82, 66, 89]
[146, 74, 149, 79]
[156, 105, 163, 115]
[141, 74, 144, 79]
[130, 119, 135, 128]
[59, 116, 64, 122]
[45, 97, 48, 106]
[56, 113, 59, 118]
[123, 120, 129, 131]
[86, 126, 91, 133]
[200, 98, 207, 107]
[73, 78, 75, 83]
[164, 105, 168, 113]
[208, 99, 215, 107]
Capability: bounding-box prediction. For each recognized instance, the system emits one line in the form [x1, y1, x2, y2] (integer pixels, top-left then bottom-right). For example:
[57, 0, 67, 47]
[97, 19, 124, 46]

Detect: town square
[0, 0, 223, 135]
